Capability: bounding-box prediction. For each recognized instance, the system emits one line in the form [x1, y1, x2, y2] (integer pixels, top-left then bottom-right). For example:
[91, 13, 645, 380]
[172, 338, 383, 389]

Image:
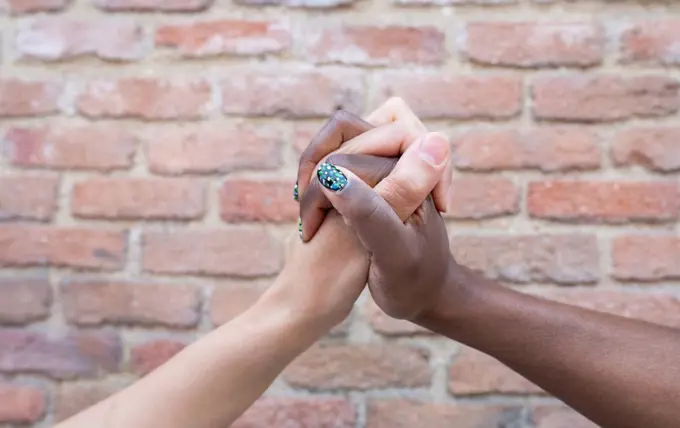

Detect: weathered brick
[61, 281, 200, 328]
[0, 226, 126, 270]
[284, 343, 430, 390]
[376, 73, 522, 119]
[77, 78, 212, 120]
[0, 175, 58, 221]
[130, 339, 186, 375]
[292, 122, 322, 153]
[142, 229, 283, 277]
[366, 300, 431, 336]
[93, 0, 211, 11]
[5, 125, 137, 171]
[527, 181, 680, 222]
[0, 279, 51, 325]
[15, 18, 145, 61]
[234, 0, 353, 7]
[621, 21, 680, 65]
[0, 384, 45, 423]
[449, 346, 543, 395]
[464, 22, 603, 67]
[395, 0, 515, 5]
[145, 124, 282, 174]
[221, 69, 365, 118]
[156, 20, 290, 57]
[0, 78, 61, 117]
[54, 381, 123, 422]
[220, 179, 297, 222]
[210, 284, 265, 325]
[72, 178, 206, 220]
[451, 234, 599, 284]
[534, 289, 680, 328]
[452, 128, 600, 172]
[304, 26, 445, 66]
[447, 177, 519, 219]
[367, 400, 524, 428]
[532, 75, 680, 122]
[2, 0, 68, 13]
[0, 329, 121, 379]
[612, 127, 680, 172]
[532, 405, 599, 428]
[612, 235, 680, 281]
[234, 398, 356, 428]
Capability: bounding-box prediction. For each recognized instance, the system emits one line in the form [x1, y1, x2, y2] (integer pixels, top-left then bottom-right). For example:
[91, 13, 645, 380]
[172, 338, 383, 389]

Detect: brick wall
[1, 0, 679, 426]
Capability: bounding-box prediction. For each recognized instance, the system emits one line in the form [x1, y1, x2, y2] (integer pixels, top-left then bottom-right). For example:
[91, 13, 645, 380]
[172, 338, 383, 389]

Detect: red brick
[72, 178, 206, 220]
[612, 235, 680, 281]
[531, 404, 597, 428]
[395, 0, 514, 5]
[61, 281, 200, 328]
[452, 128, 600, 172]
[449, 346, 543, 395]
[210, 284, 265, 325]
[156, 20, 290, 57]
[55, 381, 123, 422]
[234, 0, 353, 6]
[304, 26, 444, 66]
[142, 229, 283, 277]
[366, 300, 431, 336]
[130, 339, 186, 375]
[0, 329, 121, 379]
[284, 343, 430, 390]
[465, 22, 603, 67]
[77, 78, 212, 120]
[146, 124, 282, 174]
[612, 127, 680, 172]
[0, 175, 58, 221]
[451, 234, 599, 284]
[221, 69, 364, 118]
[447, 177, 518, 219]
[0, 384, 45, 423]
[376, 73, 522, 119]
[15, 18, 145, 61]
[367, 400, 523, 428]
[0, 78, 61, 117]
[93, 0, 211, 11]
[292, 122, 322, 154]
[220, 179, 297, 223]
[532, 75, 680, 122]
[3, 0, 68, 13]
[532, 405, 599, 428]
[0, 279, 51, 325]
[621, 21, 680, 65]
[527, 181, 680, 222]
[0, 226, 126, 270]
[5, 125, 137, 171]
[234, 397, 356, 428]
[534, 289, 680, 328]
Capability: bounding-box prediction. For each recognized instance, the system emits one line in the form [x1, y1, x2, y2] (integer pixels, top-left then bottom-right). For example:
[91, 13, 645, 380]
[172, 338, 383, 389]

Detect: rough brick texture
[3, 3, 680, 427]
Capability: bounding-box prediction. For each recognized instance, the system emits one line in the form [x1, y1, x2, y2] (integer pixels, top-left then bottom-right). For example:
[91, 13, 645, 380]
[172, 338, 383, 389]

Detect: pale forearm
[418, 265, 680, 428]
[57, 280, 323, 428]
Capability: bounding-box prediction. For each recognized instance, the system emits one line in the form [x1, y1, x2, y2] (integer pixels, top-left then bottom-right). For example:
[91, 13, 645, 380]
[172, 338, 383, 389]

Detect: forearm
[418, 263, 680, 428]
[57, 279, 324, 428]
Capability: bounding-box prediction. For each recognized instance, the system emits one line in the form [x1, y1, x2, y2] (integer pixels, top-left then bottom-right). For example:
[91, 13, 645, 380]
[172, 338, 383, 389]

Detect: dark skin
[297, 110, 680, 428]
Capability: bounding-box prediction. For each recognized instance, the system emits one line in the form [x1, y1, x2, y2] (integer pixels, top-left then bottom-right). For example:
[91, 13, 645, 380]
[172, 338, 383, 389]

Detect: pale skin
[55, 101, 443, 428]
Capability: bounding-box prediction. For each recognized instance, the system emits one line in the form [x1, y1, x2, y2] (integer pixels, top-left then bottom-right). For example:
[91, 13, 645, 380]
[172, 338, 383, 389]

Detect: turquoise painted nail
[317, 162, 347, 192]
[297, 217, 303, 240]
[293, 181, 299, 201]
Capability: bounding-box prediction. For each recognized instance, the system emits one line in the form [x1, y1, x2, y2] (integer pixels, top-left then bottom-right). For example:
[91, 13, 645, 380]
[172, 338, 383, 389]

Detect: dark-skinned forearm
[417, 262, 680, 428]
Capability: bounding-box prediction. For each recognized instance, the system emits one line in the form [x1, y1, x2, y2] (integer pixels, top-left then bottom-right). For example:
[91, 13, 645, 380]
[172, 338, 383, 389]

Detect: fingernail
[293, 181, 299, 201]
[419, 133, 449, 167]
[297, 217, 303, 240]
[317, 162, 347, 192]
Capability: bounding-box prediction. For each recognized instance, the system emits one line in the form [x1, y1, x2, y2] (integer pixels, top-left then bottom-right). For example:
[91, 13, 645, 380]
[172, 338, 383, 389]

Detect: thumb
[375, 132, 450, 221]
[315, 162, 407, 265]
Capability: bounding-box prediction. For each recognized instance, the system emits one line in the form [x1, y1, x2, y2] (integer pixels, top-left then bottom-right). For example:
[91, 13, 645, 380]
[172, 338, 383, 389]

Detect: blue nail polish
[297, 217, 303, 240]
[293, 181, 299, 201]
[317, 162, 347, 192]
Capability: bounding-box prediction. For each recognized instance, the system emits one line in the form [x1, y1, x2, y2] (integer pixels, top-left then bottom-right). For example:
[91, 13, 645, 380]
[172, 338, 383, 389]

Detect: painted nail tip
[293, 181, 299, 201]
[297, 217, 303, 240]
[317, 162, 347, 192]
